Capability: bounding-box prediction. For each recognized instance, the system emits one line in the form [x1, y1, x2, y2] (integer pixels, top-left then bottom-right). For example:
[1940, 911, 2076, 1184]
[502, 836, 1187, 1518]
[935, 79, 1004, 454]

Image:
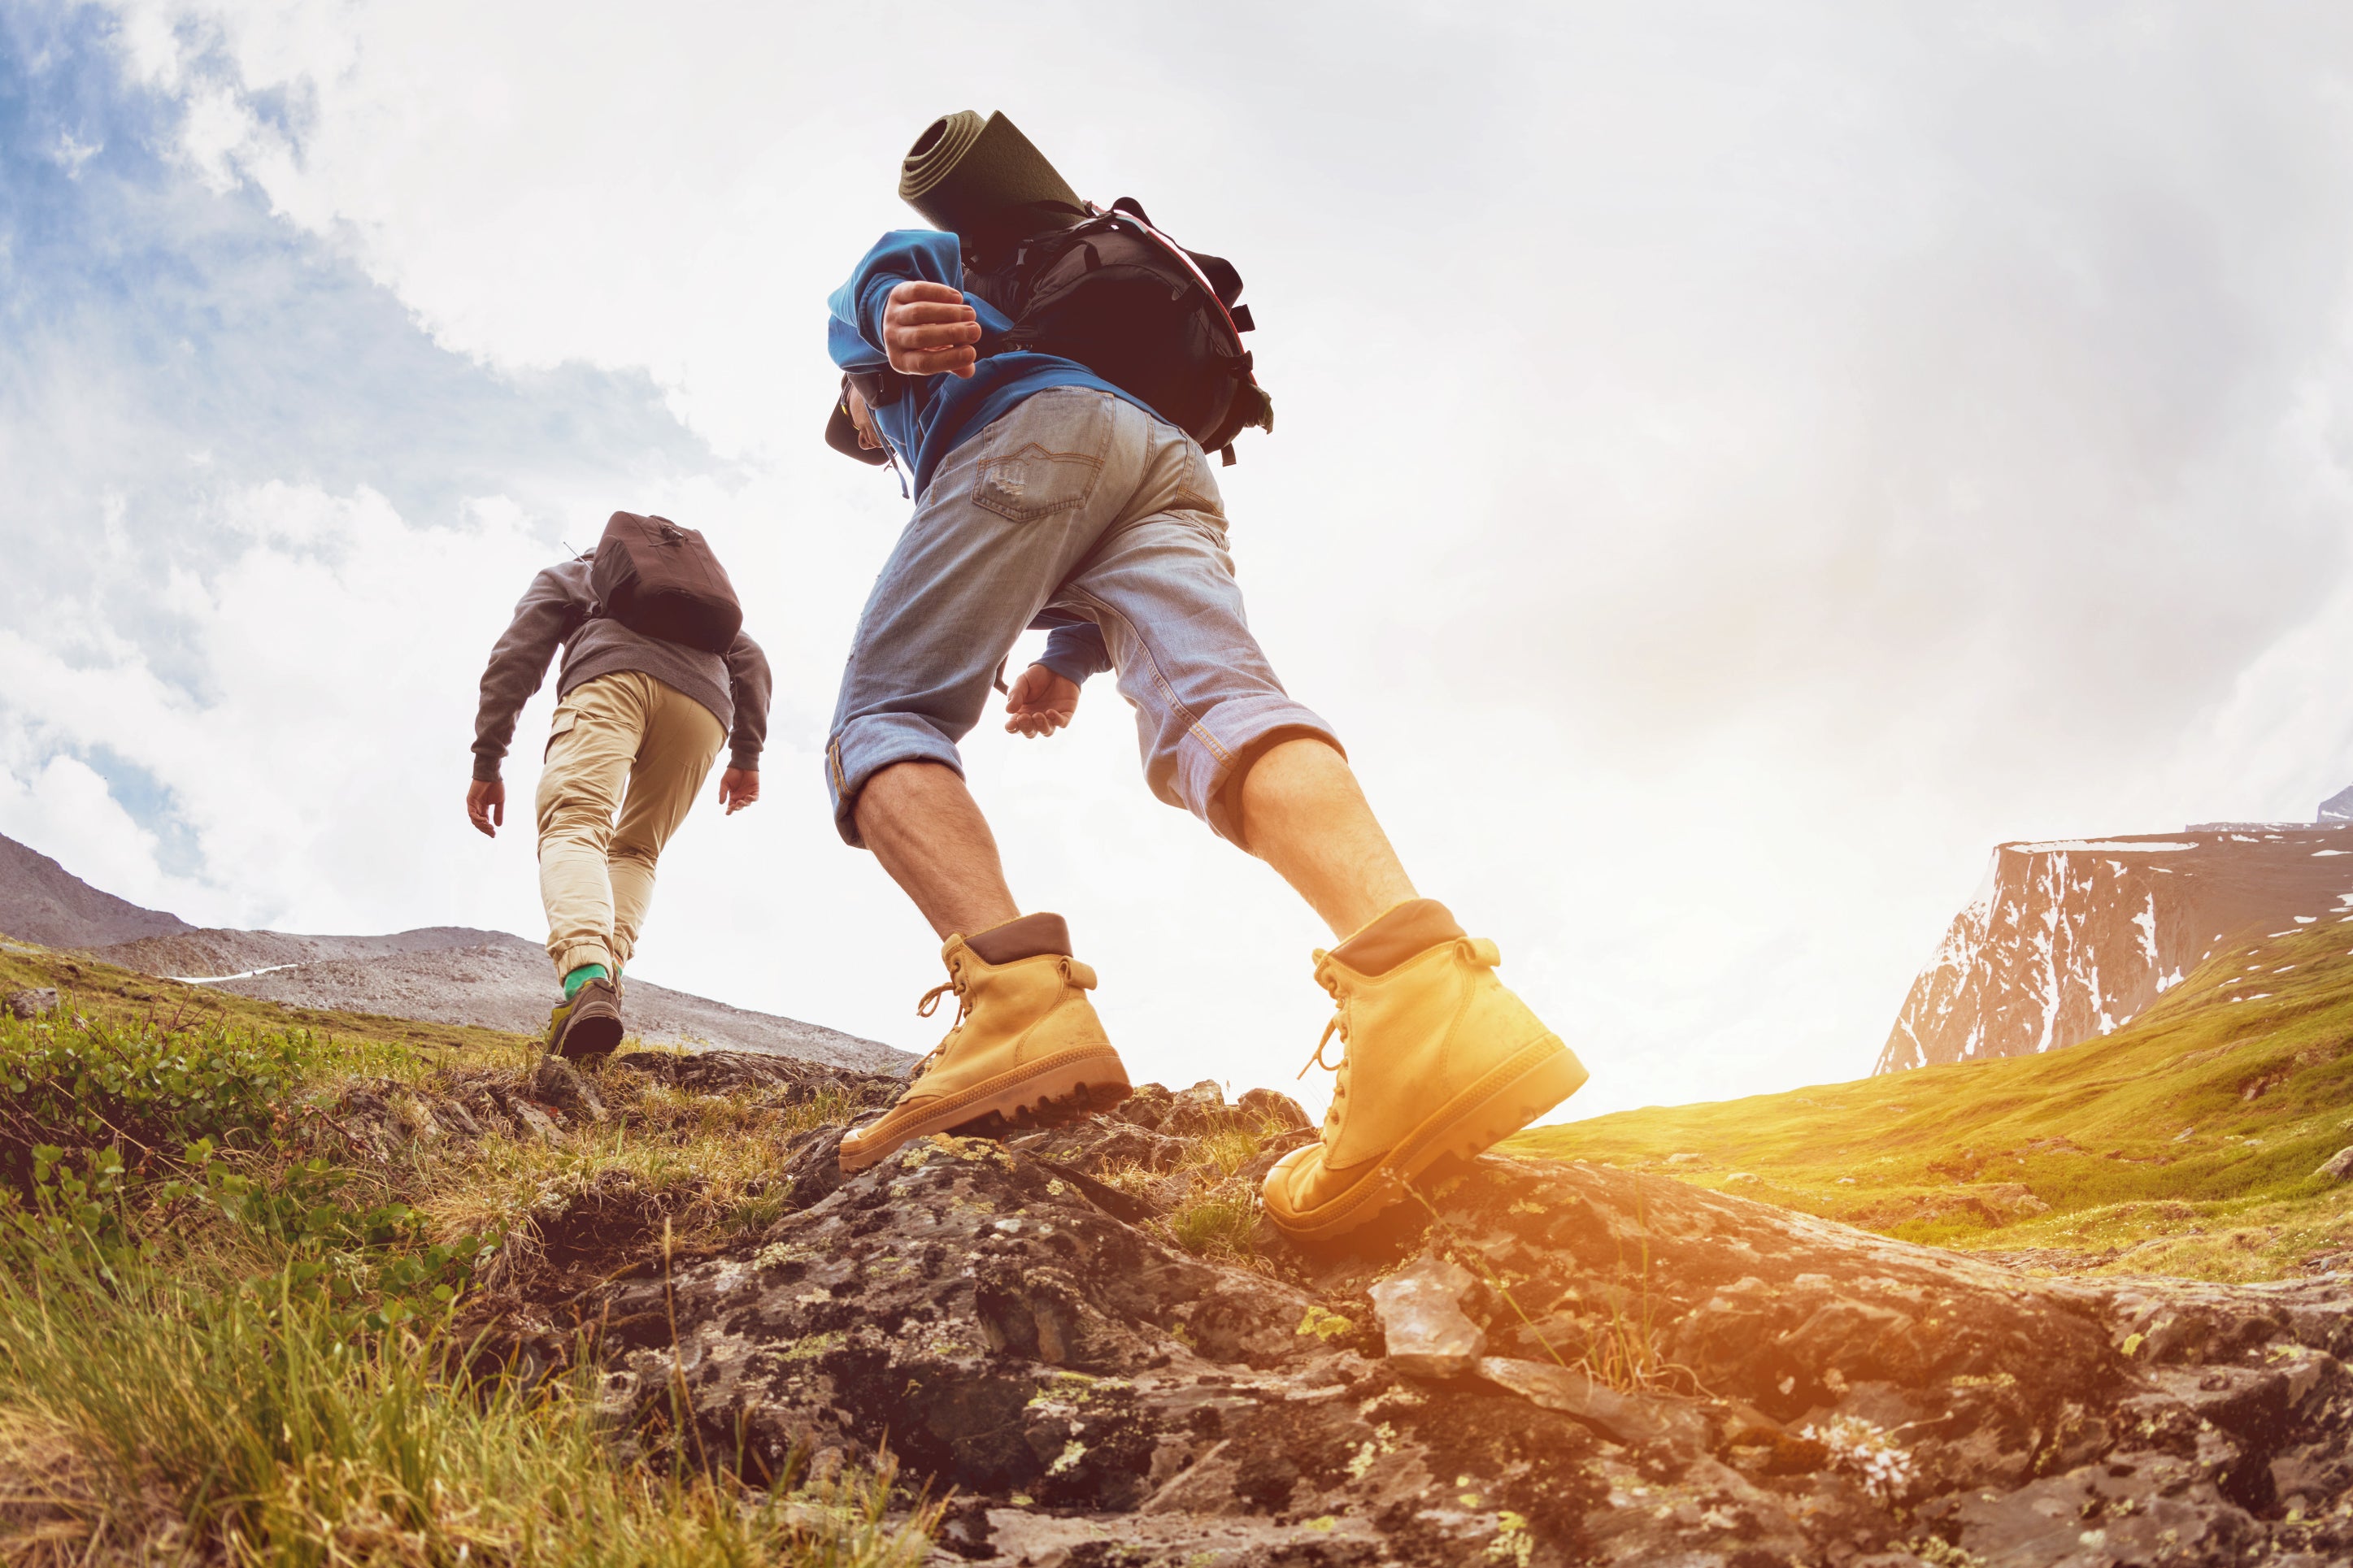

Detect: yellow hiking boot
[1263, 899, 1587, 1240]
[838, 914, 1132, 1175]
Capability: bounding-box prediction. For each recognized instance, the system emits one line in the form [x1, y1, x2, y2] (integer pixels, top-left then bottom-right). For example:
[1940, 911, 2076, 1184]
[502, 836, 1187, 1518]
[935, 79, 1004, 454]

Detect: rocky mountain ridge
[1878, 825, 2353, 1073]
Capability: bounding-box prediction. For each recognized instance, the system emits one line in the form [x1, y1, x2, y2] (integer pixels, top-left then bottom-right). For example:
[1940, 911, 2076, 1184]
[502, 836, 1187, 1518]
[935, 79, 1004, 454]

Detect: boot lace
[907, 966, 972, 1082]
[1296, 1010, 1351, 1134]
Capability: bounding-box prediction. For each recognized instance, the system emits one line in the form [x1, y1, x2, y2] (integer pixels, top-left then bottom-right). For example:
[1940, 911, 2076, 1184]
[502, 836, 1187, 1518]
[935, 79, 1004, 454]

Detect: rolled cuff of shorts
[825, 713, 968, 849]
[1186, 706, 1346, 848]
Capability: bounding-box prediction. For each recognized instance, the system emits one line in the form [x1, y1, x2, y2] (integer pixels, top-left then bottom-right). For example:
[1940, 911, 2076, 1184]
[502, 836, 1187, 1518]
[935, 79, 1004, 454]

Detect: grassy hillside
[1512, 910, 2353, 1280]
[0, 932, 936, 1566]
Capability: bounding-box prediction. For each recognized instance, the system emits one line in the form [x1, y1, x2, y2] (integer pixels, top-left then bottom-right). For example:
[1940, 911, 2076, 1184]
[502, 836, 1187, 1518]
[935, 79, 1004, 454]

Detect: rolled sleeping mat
[899, 111, 1085, 252]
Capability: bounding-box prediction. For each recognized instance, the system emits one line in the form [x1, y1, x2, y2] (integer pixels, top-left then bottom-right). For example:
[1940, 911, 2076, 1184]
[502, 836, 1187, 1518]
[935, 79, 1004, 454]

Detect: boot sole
[1264, 1035, 1587, 1241]
[552, 1010, 624, 1063]
[837, 1049, 1133, 1175]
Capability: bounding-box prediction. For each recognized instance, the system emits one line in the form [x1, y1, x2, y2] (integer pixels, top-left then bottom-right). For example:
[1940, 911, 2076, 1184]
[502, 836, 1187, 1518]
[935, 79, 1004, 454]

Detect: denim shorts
[825, 388, 1338, 847]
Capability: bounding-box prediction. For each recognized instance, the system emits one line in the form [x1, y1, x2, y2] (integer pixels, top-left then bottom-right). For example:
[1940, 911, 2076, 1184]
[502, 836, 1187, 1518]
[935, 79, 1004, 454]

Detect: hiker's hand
[467, 779, 504, 837]
[845, 385, 882, 450]
[719, 767, 759, 814]
[884, 280, 980, 379]
[1004, 664, 1078, 738]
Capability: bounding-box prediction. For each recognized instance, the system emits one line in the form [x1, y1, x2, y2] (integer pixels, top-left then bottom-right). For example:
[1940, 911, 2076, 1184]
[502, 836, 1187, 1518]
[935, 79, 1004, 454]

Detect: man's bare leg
[838, 758, 1128, 1176]
[1237, 737, 1419, 938]
[854, 761, 1022, 939]
[1245, 736, 1586, 1238]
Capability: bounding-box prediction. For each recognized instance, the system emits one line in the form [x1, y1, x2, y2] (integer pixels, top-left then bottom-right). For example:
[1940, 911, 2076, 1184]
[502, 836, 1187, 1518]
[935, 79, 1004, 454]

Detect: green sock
[563, 963, 610, 1001]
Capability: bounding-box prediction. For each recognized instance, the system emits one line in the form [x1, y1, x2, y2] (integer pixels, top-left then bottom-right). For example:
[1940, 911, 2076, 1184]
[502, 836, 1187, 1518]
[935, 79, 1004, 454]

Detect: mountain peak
[0, 831, 192, 949]
[1880, 824, 2353, 1072]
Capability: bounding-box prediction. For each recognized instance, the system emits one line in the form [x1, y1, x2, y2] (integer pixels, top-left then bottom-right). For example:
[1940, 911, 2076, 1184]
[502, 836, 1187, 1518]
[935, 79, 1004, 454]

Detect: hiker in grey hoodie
[467, 554, 772, 1059]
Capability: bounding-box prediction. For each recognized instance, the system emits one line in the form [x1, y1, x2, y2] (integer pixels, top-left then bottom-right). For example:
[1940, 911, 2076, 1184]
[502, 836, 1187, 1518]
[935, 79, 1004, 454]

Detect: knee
[1219, 728, 1345, 849]
[827, 716, 967, 847]
[538, 798, 615, 846]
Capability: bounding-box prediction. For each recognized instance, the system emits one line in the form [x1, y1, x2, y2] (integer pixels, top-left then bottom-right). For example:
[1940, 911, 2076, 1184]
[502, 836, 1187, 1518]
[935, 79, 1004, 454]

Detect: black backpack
[965, 198, 1274, 464]
[588, 511, 743, 655]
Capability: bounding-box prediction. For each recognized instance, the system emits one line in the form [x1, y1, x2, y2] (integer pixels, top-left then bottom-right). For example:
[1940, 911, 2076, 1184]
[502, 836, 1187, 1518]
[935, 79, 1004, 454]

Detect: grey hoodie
[472, 558, 772, 783]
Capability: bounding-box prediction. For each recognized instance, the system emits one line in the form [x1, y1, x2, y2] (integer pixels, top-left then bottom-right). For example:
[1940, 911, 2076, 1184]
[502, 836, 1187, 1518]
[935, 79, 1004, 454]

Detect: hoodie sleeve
[828, 229, 1020, 371]
[1037, 621, 1112, 686]
[723, 631, 772, 771]
[471, 565, 588, 782]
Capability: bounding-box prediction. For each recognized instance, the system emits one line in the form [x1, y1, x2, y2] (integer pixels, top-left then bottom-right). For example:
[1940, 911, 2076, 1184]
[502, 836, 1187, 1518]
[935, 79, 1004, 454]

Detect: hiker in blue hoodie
[821, 112, 1585, 1242]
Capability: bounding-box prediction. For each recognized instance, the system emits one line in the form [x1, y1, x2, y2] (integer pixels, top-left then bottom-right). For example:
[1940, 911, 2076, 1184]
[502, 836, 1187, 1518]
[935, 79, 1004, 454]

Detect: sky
[4, 1, 2352, 1121]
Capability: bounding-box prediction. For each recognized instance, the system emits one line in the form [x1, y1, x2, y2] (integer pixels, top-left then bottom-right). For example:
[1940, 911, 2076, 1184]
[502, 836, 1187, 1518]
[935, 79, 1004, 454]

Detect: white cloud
[0, 754, 208, 918]
[6, 1, 2353, 1116]
[0, 484, 555, 932]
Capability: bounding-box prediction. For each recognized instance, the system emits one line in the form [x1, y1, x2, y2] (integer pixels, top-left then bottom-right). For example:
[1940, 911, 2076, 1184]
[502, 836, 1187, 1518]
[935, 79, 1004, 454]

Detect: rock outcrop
[1878, 827, 2353, 1073]
[468, 1068, 2353, 1567]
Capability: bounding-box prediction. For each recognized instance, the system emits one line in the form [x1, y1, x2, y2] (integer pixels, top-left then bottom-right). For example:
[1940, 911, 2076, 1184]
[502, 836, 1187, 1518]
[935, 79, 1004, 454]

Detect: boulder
[2316, 1145, 2353, 1181]
[3, 987, 58, 1020]
[450, 1074, 2353, 1567]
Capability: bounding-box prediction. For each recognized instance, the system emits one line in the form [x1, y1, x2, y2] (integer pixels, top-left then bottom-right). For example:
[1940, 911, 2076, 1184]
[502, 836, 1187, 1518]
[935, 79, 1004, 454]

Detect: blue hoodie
[828, 229, 1164, 498]
[829, 228, 1156, 685]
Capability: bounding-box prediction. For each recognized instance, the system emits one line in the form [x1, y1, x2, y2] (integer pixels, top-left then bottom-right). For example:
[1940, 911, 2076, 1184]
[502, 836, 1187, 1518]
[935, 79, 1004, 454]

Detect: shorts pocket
[975, 440, 1107, 523]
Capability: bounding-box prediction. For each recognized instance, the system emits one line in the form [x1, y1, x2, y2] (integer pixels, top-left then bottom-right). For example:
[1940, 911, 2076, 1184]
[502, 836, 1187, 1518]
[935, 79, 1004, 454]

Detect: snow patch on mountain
[1878, 827, 2353, 1073]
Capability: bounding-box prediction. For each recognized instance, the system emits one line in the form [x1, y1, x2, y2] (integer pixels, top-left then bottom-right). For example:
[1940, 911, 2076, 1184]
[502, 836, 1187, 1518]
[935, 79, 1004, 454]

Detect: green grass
[1140, 1109, 1303, 1270]
[1511, 912, 2353, 1280]
[0, 1258, 933, 1568]
[0, 932, 938, 1566]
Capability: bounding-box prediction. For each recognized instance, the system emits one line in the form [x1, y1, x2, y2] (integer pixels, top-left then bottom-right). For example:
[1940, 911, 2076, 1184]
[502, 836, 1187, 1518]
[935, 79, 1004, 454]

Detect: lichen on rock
[453, 1068, 2353, 1566]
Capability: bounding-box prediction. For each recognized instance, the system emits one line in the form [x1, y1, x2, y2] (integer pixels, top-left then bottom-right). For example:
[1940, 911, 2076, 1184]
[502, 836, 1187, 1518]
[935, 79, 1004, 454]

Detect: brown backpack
[588, 512, 743, 655]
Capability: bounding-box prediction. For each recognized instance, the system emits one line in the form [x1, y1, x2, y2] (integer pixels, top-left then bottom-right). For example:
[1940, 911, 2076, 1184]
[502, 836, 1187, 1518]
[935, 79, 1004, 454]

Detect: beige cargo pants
[535, 671, 724, 980]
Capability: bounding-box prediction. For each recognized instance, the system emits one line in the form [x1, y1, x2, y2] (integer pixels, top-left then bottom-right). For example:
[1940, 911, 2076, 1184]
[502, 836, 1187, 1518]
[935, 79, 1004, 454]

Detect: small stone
[3, 987, 59, 1021]
[1368, 1256, 1486, 1378]
[494, 1090, 560, 1143]
[1667, 1153, 1703, 1165]
[532, 1055, 609, 1123]
[2316, 1146, 2353, 1181]
[1477, 1357, 1710, 1449]
[1112, 1083, 1177, 1131]
[1158, 1079, 1231, 1137]
[434, 1096, 484, 1140]
[1237, 1087, 1311, 1131]
[401, 1097, 446, 1143]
